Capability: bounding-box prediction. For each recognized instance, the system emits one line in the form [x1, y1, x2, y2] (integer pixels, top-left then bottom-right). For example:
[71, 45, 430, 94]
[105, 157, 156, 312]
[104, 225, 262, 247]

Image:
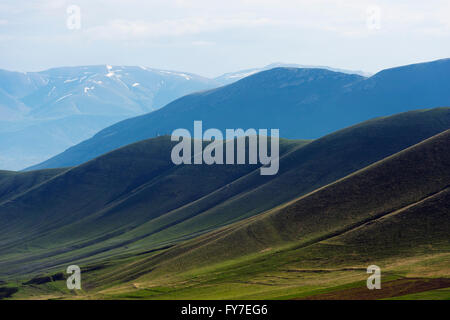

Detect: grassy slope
[77, 107, 450, 269]
[2, 110, 450, 299]
[0, 136, 305, 277]
[136, 107, 450, 248]
[0, 168, 66, 203]
[72, 129, 450, 300]
[112, 129, 450, 273]
[2, 108, 450, 282]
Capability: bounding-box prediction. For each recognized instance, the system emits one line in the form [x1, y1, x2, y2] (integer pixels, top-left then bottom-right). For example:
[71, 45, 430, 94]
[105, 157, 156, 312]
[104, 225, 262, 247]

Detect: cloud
[76, 0, 450, 42]
[191, 40, 215, 46]
[3, 0, 449, 41]
[84, 16, 275, 40]
[1, 0, 449, 75]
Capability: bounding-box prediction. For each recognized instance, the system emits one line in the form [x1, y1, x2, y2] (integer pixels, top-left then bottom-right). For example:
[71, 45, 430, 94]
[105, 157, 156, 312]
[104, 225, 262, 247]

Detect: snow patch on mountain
[55, 93, 72, 102]
[159, 70, 192, 80]
[84, 86, 94, 94]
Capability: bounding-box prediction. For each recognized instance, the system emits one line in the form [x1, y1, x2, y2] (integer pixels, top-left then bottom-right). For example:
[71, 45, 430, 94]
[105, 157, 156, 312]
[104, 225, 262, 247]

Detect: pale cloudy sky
[0, 0, 449, 76]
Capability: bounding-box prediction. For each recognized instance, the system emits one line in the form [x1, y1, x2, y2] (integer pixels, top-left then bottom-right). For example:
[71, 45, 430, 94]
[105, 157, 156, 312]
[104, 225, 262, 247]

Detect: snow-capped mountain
[5, 65, 216, 121]
[0, 62, 370, 170]
[0, 65, 217, 170]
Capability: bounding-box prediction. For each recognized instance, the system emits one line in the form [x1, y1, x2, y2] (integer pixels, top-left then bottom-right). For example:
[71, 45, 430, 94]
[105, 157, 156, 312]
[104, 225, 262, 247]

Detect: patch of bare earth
[299, 278, 450, 300]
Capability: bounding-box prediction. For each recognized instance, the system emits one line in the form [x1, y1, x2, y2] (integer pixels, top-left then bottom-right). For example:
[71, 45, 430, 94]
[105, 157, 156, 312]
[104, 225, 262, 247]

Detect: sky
[0, 0, 449, 77]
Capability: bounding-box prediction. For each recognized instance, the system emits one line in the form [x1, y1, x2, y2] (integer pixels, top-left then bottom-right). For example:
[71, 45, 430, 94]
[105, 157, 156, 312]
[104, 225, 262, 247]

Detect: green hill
[82, 129, 449, 300]
[0, 168, 66, 204]
[1, 108, 450, 299]
[0, 136, 304, 277]
[147, 129, 450, 272]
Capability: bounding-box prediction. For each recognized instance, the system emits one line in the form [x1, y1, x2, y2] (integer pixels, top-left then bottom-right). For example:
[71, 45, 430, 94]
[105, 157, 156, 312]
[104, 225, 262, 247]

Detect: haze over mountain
[0, 65, 217, 121]
[0, 65, 217, 170]
[214, 62, 371, 85]
[1, 108, 449, 279]
[29, 58, 450, 171]
[0, 62, 369, 171]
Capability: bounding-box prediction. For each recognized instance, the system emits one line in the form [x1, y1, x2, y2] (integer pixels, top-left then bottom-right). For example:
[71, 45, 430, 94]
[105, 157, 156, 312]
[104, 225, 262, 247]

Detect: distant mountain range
[28, 58, 450, 171]
[0, 63, 369, 171]
[0, 65, 218, 170]
[0, 65, 217, 121]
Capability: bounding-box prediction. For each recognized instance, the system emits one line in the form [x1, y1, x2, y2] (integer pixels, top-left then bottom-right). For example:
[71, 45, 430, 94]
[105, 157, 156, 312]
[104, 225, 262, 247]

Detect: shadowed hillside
[0, 108, 449, 281]
[0, 168, 67, 203]
[73, 129, 449, 300]
[140, 129, 450, 275]
[0, 136, 303, 277]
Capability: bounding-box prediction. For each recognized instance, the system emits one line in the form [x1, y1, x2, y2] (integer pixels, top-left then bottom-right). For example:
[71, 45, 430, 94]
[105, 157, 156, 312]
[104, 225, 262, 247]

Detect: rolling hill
[80, 127, 450, 300]
[0, 136, 305, 277]
[145, 129, 450, 273]
[29, 58, 450, 171]
[0, 107, 449, 281]
[0, 168, 66, 204]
